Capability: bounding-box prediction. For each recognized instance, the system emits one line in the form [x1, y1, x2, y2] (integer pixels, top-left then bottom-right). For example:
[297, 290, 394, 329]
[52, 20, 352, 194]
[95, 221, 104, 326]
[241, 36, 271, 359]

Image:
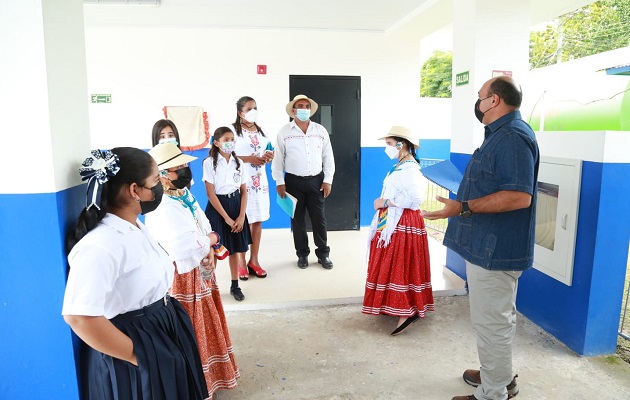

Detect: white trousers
[466, 261, 522, 400]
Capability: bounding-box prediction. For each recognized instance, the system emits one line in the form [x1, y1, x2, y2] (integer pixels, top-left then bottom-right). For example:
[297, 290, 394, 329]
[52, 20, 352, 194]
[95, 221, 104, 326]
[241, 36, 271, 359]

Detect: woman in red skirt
[145, 143, 240, 398]
[363, 126, 434, 336]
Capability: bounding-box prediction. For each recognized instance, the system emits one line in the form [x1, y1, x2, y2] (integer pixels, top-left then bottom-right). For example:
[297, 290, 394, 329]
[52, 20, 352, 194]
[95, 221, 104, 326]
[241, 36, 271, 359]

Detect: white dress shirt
[202, 154, 249, 195]
[62, 214, 174, 319]
[271, 120, 335, 185]
[145, 189, 212, 274]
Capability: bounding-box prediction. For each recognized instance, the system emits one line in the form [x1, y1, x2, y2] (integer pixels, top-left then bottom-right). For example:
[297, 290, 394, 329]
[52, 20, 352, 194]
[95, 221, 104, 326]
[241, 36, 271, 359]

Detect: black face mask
[140, 183, 164, 215]
[170, 167, 193, 189]
[474, 95, 493, 124]
[474, 99, 484, 123]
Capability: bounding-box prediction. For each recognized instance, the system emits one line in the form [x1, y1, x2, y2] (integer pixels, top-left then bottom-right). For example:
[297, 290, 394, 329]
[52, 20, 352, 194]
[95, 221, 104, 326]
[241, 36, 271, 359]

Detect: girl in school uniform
[62, 147, 208, 400]
[204, 127, 252, 301]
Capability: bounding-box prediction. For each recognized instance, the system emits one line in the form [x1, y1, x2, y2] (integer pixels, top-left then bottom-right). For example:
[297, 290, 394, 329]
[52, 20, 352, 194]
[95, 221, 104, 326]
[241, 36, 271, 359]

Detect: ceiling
[83, 0, 596, 34]
[84, 0, 433, 32]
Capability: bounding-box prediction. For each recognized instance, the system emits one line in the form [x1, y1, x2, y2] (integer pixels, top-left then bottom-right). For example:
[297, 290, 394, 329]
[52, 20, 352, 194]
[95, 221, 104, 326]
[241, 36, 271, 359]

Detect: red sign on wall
[492, 70, 513, 77]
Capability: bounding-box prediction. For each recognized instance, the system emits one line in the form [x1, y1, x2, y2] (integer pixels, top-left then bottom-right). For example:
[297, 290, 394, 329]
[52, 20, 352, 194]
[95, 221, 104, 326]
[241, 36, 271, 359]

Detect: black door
[289, 75, 361, 231]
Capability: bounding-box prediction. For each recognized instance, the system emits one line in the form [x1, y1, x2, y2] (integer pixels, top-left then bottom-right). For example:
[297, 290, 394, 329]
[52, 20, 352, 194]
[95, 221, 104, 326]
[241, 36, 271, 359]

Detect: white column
[0, 0, 90, 192]
[451, 0, 532, 154]
[0, 1, 91, 398]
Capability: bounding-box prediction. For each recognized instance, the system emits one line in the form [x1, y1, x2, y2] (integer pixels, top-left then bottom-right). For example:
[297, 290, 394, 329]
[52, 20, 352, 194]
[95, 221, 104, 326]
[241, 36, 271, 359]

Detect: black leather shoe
[230, 287, 245, 301]
[317, 257, 333, 269]
[297, 256, 308, 269]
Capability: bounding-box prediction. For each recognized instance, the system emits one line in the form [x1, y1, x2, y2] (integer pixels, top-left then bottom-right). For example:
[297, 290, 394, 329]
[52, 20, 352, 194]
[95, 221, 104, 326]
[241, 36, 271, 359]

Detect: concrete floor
[214, 228, 466, 311]
[211, 229, 630, 399]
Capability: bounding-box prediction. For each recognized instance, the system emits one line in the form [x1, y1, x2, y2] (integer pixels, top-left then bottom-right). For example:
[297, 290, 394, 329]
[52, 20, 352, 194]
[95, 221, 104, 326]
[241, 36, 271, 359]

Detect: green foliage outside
[420, 1, 630, 93]
[530, 0, 630, 69]
[420, 50, 453, 98]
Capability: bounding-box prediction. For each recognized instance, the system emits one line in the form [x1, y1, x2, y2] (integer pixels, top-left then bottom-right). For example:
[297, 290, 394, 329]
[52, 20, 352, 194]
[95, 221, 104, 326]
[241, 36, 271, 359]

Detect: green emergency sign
[91, 94, 111, 103]
[455, 71, 469, 86]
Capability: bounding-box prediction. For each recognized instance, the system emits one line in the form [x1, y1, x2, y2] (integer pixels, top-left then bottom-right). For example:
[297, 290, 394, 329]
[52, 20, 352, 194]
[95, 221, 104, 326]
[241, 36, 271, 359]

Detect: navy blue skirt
[81, 296, 208, 400]
[205, 191, 252, 254]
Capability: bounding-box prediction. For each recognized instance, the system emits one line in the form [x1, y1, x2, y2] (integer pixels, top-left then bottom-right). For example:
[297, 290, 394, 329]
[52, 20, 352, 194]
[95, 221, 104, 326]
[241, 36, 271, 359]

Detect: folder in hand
[420, 160, 463, 194]
[276, 192, 297, 219]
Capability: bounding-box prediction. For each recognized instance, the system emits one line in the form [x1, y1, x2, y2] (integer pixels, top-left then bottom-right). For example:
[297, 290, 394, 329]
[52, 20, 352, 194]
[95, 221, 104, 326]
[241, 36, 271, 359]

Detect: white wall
[1, 0, 90, 193]
[83, 25, 452, 150]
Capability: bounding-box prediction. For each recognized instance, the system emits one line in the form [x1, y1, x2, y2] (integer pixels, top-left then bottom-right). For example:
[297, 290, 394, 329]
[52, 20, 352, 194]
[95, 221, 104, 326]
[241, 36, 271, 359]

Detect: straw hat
[149, 143, 197, 171]
[378, 125, 420, 149]
[285, 94, 319, 118]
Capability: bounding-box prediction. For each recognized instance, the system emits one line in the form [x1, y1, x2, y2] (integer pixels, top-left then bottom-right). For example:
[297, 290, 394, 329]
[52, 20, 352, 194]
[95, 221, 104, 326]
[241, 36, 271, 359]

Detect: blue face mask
[295, 109, 311, 122]
[159, 137, 178, 145]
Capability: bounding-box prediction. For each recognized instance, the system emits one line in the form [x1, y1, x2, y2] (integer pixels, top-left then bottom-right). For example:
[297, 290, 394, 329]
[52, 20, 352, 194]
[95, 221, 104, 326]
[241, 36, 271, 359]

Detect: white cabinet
[533, 156, 581, 286]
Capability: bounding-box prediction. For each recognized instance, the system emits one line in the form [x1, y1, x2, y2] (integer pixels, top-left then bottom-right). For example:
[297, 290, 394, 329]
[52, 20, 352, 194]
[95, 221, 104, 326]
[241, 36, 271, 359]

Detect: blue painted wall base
[442, 154, 630, 356]
[518, 162, 630, 355]
[0, 186, 85, 399]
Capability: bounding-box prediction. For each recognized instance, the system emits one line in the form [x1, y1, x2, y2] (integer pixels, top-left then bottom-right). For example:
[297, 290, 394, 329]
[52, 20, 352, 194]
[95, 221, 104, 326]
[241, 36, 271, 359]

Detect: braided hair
[209, 126, 241, 172]
[233, 96, 266, 138]
[392, 136, 420, 162]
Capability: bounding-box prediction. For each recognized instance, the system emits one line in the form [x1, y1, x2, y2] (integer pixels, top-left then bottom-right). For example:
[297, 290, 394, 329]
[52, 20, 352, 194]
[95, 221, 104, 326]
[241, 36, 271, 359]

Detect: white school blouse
[271, 120, 335, 186]
[62, 213, 173, 320]
[202, 154, 248, 195]
[144, 189, 212, 274]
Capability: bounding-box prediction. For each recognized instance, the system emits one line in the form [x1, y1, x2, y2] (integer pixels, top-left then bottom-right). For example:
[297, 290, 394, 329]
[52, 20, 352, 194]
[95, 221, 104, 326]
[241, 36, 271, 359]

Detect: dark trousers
[285, 172, 330, 259]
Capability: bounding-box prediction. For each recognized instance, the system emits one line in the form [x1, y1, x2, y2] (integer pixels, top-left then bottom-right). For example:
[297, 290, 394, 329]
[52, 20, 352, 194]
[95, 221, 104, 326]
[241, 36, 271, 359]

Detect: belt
[287, 172, 322, 180]
[217, 190, 239, 198]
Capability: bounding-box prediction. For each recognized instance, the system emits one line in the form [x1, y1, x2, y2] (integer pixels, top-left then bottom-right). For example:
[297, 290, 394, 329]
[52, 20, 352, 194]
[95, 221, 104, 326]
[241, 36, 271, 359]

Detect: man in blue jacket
[423, 75, 539, 400]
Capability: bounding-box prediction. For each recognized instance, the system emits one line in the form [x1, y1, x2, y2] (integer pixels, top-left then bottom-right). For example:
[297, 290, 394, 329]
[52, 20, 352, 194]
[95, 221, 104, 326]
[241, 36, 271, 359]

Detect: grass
[420, 183, 449, 239]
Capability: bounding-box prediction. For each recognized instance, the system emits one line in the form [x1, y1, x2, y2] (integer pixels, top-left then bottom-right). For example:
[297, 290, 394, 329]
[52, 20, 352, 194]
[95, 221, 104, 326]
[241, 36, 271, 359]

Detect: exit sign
[91, 94, 111, 103]
[455, 71, 469, 86]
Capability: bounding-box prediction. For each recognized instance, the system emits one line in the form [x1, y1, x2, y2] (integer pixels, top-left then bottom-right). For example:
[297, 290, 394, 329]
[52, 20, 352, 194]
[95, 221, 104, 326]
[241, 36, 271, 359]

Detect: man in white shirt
[272, 94, 335, 269]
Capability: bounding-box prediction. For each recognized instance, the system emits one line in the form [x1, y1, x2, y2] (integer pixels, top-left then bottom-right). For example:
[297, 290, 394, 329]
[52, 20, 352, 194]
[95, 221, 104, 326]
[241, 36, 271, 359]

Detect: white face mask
[159, 137, 178, 145]
[243, 109, 258, 123]
[384, 144, 400, 159]
[220, 141, 235, 153]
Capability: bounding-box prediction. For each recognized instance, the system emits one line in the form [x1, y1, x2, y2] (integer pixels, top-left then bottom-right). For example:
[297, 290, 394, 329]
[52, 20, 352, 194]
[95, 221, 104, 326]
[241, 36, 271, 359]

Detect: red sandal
[238, 266, 249, 281]
[247, 262, 267, 278]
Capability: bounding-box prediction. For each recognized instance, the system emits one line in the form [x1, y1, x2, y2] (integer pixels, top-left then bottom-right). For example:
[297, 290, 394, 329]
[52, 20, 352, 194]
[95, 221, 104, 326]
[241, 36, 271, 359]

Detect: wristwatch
[459, 201, 472, 218]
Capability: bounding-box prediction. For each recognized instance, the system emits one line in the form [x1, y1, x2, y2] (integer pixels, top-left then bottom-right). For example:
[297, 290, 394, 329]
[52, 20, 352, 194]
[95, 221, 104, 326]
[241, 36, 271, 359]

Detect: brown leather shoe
[462, 369, 519, 397]
[451, 395, 477, 400]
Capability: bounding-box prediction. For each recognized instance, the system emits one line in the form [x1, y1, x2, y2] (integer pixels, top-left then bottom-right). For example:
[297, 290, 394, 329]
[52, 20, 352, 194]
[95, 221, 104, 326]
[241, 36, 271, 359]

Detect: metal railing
[419, 158, 450, 237]
[619, 245, 630, 341]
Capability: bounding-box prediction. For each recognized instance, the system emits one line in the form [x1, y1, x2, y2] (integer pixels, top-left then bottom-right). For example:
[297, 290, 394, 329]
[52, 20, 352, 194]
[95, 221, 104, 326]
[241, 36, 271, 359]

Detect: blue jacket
[444, 110, 540, 271]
